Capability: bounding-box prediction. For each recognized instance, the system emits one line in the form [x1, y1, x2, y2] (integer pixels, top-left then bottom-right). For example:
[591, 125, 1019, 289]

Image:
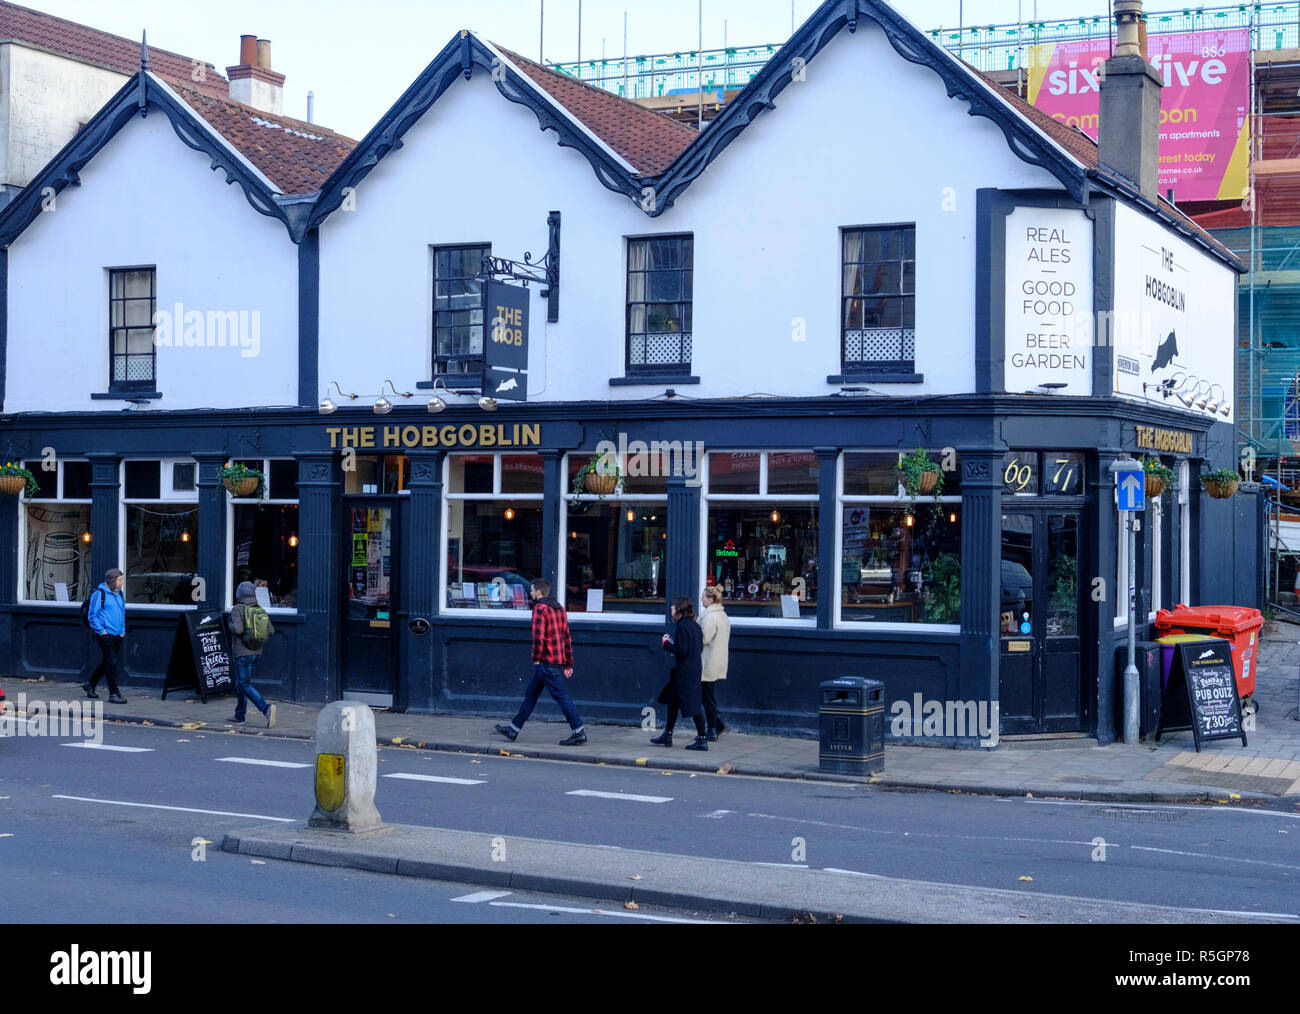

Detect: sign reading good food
[1003, 206, 1094, 395]
[325, 424, 542, 449]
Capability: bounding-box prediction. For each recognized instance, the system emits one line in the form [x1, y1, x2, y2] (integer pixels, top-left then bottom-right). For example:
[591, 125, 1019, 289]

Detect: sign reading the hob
[1003, 206, 1094, 396]
[484, 280, 528, 401]
[325, 423, 542, 450]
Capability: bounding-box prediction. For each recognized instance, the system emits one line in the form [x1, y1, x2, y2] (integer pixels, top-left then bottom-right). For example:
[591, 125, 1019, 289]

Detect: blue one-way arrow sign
[1116, 466, 1145, 511]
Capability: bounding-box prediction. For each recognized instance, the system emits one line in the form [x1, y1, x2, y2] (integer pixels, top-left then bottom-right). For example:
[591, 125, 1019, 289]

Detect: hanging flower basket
[0, 462, 37, 497]
[1141, 455, 1174, 500]
[584, 472, 619, 495]
[1201, 477, 1239, 500]
[915, 469, 941, 495]
[224, 476, 260, 497]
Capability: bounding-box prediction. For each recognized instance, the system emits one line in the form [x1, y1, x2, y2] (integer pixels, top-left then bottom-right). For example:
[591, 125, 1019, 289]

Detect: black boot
[650, 729, 673, 747]
[685, 736, 709, 751]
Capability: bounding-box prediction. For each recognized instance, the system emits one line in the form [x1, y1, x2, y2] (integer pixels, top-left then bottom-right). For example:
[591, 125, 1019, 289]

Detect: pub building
[0, 0, 1263, 744]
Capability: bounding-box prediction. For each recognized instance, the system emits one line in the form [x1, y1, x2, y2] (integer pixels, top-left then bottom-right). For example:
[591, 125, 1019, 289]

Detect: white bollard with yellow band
[309, 701, 383, 833]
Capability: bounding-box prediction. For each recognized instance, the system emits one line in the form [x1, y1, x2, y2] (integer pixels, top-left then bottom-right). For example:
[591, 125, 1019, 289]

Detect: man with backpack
[228, 580, 276, 728]
[82, 568, 128, 704]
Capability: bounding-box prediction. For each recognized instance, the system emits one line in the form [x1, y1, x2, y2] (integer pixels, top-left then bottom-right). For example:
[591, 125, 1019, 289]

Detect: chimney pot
[1114, 0, 1143, 57]
[238, 34, 257, 67]
[1100, 0, 1162, 202]
[256, 39, 271, 70]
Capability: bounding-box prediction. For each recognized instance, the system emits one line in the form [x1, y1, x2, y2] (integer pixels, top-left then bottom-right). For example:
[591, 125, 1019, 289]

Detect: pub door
[341, 500, 399, 706]
[998, 509, 1085, 734]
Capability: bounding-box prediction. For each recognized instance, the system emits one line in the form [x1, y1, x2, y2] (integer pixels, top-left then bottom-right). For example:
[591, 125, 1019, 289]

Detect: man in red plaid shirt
[496, 578, 587, 745]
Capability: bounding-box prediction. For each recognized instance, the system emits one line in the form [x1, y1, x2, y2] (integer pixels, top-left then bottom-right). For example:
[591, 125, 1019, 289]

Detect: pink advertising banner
[1027, 29, 1251, 202]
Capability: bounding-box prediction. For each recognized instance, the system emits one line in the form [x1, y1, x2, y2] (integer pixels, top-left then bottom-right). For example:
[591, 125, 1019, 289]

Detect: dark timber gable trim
[0, 72, 298, 247]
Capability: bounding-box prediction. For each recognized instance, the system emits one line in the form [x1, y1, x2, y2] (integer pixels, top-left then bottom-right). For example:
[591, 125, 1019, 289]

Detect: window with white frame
[1150, 495, 1163, 619]
[563, 454, 667, 616]
[839, 451, 962, 627]
[1179, 460, 1191, 604]
[444, 453, 544, 611]
[20, 459, 93, 602]
[228, 458, 299, 610]
[705, 451, 818, 620]
[122, 460, 198, 605]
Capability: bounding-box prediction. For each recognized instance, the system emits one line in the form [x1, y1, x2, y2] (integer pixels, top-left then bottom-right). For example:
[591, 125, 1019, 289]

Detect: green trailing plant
[0, 461, 38, 497]
[898, 447, 945, 524]
[922, 552, 961, 624]
[568, 451, 622, 509]
[1140, 455, 1175, 488]
[220, 462, 265, 500]
[1199, 468, 1240, 485]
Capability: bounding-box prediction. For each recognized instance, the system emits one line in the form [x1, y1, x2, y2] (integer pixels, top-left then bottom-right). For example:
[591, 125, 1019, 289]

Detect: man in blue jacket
[83, 567, 128, 704]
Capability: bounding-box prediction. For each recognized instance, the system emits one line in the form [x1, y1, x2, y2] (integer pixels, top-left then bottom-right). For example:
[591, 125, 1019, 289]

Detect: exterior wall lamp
[319, 381, 358, 414]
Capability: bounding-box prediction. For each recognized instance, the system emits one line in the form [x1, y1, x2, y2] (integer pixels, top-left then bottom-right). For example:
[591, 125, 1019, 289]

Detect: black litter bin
[819, 677, 885, 775]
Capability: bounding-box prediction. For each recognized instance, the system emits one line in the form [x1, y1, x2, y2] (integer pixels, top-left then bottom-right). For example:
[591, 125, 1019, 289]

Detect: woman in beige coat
[699, 586, 731, 740]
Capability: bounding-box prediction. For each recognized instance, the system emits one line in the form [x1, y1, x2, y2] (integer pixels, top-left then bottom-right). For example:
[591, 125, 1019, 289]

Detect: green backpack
[241, 603, 271, 649]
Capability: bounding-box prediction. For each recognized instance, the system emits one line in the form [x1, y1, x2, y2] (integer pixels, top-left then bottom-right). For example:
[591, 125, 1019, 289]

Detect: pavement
[5, 624, 1299, 804]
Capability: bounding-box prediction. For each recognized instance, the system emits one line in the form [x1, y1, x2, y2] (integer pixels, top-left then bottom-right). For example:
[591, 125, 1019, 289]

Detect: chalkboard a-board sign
[1155, 637, 1247, 751]
[162, 610, 234, 702]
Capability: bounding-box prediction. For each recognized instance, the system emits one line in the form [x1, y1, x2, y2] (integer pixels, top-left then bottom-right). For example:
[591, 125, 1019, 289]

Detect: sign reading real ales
[1003, 206, 1094, 396]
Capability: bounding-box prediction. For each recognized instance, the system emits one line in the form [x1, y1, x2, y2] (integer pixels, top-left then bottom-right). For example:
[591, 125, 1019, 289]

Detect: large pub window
[841, 226, 915, 373]
[626, 235, 693, 374]
[20, 459, 93, 603]
[433, 244, 490, 381]
[227, 458, 299, 611]
[109, 267, 157, 390]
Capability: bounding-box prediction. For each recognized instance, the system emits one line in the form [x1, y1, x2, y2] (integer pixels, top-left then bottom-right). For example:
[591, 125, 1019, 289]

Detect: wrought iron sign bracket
[480, 211, 560, 323]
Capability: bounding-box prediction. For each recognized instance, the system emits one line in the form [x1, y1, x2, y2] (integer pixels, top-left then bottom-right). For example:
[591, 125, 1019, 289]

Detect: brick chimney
[227, 34, 284, 114]
[1099, 1, 1163, 202]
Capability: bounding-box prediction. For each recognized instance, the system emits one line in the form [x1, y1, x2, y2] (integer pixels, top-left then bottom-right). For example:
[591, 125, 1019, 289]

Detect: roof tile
[0, 0, 227, 97]
[495, 46, 697, 176]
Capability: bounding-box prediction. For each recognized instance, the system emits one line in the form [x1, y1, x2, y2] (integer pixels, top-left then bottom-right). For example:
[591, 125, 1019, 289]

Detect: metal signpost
[1111, 456, 1145, 743]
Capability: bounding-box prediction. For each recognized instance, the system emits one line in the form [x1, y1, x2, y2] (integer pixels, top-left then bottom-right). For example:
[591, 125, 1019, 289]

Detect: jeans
[702, 682, 723, 731]
[89, 634, 122, 695]
[511, 662, 583, 732]
[233, 654, 268, 721]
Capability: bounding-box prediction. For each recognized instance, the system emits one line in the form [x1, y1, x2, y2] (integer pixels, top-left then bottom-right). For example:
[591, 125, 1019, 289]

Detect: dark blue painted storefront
[0, 396, 1263, 744]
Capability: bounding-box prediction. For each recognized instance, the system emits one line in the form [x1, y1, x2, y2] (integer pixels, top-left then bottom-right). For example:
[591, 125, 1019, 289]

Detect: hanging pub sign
[162, 609, 234, 702]
[1155, 637, 1248, 751]
[484, 279, 528, 401]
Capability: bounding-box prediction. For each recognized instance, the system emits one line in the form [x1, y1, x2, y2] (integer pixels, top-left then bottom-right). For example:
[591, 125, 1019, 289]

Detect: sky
[26, 0, 1116, 137]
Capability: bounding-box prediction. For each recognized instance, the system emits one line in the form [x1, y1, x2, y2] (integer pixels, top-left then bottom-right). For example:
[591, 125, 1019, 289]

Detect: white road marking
[61, 743, 152, 753]
[566, 790, 672, 804]
[383, 773, 485, 785]
[487, 900, 717, 924]
[752, 862, 809, 868]
[702, 809, 734, 818]
[216, 757, 311, 769]
[1022, 799, 1300, 820]
[52, 794, 294, 822]
[823, 867, 885, 879]
[1178, 907, 1299, 922]
[451, 890, 513, 903]
[1129, 844, 1300, 873]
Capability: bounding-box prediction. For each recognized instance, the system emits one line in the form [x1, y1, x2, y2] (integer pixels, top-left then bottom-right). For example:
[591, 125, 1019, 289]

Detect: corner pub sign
[325, 423, 543, 450]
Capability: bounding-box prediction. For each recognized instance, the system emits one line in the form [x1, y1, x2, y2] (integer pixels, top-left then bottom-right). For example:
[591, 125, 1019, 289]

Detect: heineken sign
[484, 280, 528, 401]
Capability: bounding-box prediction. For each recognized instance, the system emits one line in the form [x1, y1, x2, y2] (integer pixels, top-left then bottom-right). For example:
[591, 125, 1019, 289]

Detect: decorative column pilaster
[815, 446, 839, 629]
[958, 450, 1003, 724]
[295, 451, 340, 703]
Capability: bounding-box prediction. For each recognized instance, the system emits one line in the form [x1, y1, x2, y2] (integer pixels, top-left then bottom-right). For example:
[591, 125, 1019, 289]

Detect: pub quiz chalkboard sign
[162, 610, 234, 702]
[1155, 637, 1247, 751]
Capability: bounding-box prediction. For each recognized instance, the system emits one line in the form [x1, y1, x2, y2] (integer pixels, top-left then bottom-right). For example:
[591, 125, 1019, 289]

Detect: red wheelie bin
[1153, 604, 1263, 709]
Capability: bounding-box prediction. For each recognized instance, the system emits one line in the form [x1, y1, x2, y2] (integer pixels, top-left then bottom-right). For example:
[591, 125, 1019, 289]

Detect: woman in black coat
[651, 596, 709, 751]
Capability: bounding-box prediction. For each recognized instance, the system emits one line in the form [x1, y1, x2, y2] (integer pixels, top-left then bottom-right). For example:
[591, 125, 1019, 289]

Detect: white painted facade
[5, 110, 299, 413]
[0, 43, 130, 193]
[319, 22, 1063, 404]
